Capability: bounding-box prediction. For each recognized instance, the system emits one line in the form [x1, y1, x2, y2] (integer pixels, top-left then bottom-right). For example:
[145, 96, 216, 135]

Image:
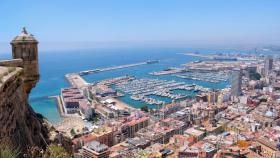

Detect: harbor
[176, 71, 230, 83]
[62, 58, 232, 111]
[115, 78, 208, 105]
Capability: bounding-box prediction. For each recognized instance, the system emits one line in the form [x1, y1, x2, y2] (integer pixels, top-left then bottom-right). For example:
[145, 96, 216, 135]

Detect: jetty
[78, 60, 159, 76]
[65, 73, 89, 88]
[149, 67, 186, 76]
[185, 52, 237, 61]
[49, 95, 66, 117]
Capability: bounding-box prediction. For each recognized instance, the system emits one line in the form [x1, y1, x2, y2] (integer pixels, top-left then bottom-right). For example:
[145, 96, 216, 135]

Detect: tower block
[10, 27, 39, 93]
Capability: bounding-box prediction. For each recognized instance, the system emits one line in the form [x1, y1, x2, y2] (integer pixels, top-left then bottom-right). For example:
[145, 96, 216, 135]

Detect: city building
[265, 56, 273, 76]
[122, 115, 149, 138]
[82, 141, 109, 158]
[72, 126, 114, 150]
[231, 69, 242, 97]
[79, 100, 94, 120]
[207, 90, 219, 104]
[179, 141, 216, 158]
[159, 102, 183, 118]
[61, 87, 90, 115]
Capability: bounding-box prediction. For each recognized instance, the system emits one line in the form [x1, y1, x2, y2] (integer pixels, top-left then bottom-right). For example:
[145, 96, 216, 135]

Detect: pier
[49, 95, 66, 117]
[65, 73, 89, 88]
[78, 60, 159, 76]
[184, 52, 213, 59]
[149, 67, 186, 76]
[185, 52, 238, 61]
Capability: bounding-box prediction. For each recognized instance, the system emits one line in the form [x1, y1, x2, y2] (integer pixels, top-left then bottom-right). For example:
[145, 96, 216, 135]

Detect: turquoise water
[0, 47, 250, 123]
[171, 89, 198, 97]
[147, 95, 172, 103]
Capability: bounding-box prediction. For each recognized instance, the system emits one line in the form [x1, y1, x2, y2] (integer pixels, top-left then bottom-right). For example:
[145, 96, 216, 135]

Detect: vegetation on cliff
[43, 144, 70, 158]
[0, 143, 20, 158]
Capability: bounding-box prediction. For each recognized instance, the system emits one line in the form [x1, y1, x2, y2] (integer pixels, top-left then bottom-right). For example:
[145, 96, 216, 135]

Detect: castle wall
[0, 59, 23, 67]
[0, 28, 50, 156]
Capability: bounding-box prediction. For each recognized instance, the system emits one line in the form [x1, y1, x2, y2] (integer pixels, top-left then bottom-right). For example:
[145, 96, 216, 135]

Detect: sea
[0, 47, 255, 123]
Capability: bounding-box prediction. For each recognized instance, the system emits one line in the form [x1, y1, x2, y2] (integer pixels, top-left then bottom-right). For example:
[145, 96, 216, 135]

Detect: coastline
[109, 97, 137, 111]
[26, 49, 231, 123]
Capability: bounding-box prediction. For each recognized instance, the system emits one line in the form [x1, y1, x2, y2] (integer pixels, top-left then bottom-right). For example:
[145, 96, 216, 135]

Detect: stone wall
[0, 59, 23, 67]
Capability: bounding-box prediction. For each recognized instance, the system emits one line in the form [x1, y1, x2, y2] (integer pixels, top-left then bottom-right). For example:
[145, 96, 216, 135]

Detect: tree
[70, 128, 76, 136]
[249, 71, 261, 80]
[259, 98, 267, 103]
[140, 105, 149, 112]
[43, 144, 70, 158]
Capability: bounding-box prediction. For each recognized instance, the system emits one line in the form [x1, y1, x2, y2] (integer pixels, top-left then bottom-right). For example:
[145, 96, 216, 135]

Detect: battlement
[0, 66, 22, 90]
[0, 59, 23, 67]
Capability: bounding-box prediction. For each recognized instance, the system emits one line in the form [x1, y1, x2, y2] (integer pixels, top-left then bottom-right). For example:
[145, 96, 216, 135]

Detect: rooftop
[85, 141, 108, 153]
[11, 27, 38, 42]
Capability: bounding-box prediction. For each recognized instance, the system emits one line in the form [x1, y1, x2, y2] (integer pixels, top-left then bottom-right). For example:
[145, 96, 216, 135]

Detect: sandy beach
[109, 97, 137, 111]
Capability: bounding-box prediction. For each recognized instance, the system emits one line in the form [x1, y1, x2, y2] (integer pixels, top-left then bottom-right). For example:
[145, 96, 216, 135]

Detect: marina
[26, 49, 233, 123]
[115, 78, 208, 105]
[176, 71, 230, 83]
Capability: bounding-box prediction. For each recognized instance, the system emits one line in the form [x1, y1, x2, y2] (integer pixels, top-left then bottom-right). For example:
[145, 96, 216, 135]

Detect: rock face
[0, 66, 49, 155]
[0, 28, 48, 156]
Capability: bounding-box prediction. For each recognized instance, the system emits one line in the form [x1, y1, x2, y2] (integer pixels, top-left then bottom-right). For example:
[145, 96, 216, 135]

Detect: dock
[149, 67, 186, 76]
[49, 95, 66, 117]
[65, 73, 89, 88]
[78, 60, 159, 76]
[184, 53, 212, 59]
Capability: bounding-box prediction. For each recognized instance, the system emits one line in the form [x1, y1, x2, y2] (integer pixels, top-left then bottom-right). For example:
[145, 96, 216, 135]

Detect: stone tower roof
[11, 27, 38, 43]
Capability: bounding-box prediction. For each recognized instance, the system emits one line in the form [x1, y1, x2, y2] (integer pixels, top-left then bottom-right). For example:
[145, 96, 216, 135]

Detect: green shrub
[43, 144, 70, 158]
[140, 105, 149, 112]
[0, 143, 21, 158]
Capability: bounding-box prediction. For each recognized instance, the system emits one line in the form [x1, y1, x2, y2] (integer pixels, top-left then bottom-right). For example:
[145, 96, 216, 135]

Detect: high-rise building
[230, 69, 242, 96]
[10, 27, 39, 93]
[264, 56, 273, 76]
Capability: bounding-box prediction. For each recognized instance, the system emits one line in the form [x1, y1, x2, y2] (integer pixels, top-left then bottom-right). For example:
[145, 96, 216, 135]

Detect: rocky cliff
[0, 28, 72, 157]
[0, 65, 49, 156]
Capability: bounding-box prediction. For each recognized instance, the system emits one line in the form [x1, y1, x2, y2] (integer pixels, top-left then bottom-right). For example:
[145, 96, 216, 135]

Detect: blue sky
[0, 0, 280, 52]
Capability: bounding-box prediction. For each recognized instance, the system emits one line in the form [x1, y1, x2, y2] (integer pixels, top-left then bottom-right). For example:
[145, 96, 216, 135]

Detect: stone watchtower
[10, 27, 39, 93]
